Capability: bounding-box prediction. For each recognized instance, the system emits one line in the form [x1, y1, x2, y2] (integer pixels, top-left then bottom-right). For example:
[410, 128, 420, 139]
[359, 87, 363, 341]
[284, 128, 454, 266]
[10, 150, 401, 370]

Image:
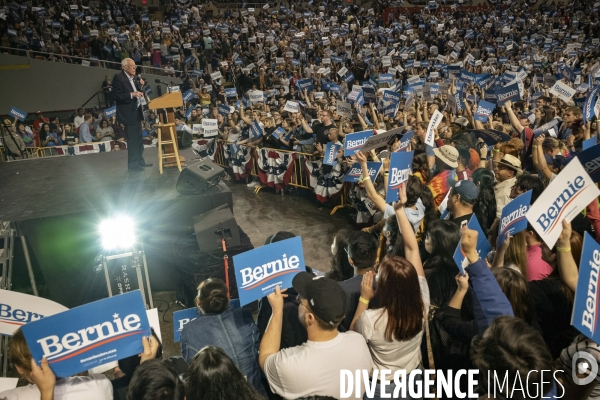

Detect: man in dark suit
[112, 58, 152, 171]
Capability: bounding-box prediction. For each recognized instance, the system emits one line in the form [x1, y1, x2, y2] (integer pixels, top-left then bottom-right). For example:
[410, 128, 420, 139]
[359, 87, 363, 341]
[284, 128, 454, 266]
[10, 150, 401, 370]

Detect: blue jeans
[363, 369, 423, 400]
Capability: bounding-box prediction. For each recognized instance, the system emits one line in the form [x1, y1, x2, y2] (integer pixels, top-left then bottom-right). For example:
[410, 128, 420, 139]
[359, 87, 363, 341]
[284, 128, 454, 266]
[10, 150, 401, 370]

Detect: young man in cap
[447, 180, 478, 227]
[259, 274, 373, 399]
[494, 154, 522, 218]
[429, 145, 459, 208]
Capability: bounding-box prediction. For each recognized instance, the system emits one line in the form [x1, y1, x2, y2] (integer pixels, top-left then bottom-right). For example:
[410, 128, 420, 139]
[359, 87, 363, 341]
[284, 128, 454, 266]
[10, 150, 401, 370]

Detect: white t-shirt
[74, 115, 85, 129]
[0, 374, 112, 400]
[263, 331, 373, 399]
[355, 276, 430, 373]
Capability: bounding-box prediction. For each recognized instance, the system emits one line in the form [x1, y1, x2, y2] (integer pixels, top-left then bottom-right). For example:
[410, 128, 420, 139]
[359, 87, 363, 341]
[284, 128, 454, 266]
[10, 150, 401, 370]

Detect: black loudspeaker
[176, 159, 224, 195]
[192, 204, 242, 252]
[177, 130, 192, 149]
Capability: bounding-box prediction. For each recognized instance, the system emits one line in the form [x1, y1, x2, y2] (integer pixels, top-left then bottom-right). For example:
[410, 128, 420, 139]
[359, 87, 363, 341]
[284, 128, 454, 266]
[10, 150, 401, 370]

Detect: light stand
[99, 241, 154, 309]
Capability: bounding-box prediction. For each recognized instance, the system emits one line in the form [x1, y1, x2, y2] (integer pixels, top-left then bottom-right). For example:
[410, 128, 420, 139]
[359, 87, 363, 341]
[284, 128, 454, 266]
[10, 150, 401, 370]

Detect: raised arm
[394, 183, 424, 277]
[556, 220, 578, 293]
[356, 151, 388, 213]
[503, 100, 525, 133]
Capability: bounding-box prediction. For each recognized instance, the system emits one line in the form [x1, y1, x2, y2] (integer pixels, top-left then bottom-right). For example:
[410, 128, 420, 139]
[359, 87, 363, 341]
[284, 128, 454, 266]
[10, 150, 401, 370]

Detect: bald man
[112, 58, 151, 171]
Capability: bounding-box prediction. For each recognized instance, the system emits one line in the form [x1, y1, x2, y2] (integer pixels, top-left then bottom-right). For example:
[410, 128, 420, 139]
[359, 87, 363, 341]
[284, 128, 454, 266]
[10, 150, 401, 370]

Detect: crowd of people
[3, 0, 600, 398]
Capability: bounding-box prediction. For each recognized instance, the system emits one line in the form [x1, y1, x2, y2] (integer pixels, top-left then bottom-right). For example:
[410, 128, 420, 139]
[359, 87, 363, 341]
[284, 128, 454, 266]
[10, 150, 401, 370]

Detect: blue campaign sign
[474, 100, 495, 122]
[20, 291, 150, 377]
[225, 88, 237, 98]
[104, 106, 116, 119]
[397, 130, 414, 152]
[343, 161, 382, 183]
[583, 86, 599, 124]
[218, 104, 231, 116]
[452, 215, 492, 276]
[233, 237, 305, 306]
[183, 90, 194, 102]
[379, 73, 394, 84]
[363, 87, 376, 104]
[344, 130, 373, 157]
[495, 82, 520, 106]
[323, 142, 341, 166]
[572, 232, 600, 343]
[384, 103, 398, 117]
[583, 137, 597, 151]
[297, 78, 314, 91]
[472, 129, 512, 146]
[386, 151, 414, 203]
[577, 143, 600, 183]
[497, 190, 532, 246]
[9, 106, 27, 122]
[173, 307, 199, 343]
[250, 120, 263, 139]
[344, 72, 355, 83]
[383, 90, 401, 105]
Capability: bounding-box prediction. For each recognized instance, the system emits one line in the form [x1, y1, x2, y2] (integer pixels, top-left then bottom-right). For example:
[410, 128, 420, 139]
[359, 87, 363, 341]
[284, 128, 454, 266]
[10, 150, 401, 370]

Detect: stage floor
[0, 147, 355, 358]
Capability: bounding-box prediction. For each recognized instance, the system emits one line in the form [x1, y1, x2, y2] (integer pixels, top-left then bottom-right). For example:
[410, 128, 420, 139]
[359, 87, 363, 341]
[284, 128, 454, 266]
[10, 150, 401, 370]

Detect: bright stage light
[99, 215, 136, 250]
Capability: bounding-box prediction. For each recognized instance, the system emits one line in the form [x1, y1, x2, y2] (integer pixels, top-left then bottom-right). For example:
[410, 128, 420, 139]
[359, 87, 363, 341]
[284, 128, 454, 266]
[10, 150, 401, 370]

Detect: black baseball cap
[292, 272, 347, 326]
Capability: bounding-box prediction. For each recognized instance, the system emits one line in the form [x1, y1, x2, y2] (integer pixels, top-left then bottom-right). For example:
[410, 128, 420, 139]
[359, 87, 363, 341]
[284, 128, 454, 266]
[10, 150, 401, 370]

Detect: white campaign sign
[526, 158, 600, 248]
[0, 289, 68, 336]
[336, 100, 352, 118]
[549, 81, 577, 102]
[211, 71, 222, 81]
[202, 119, 219, 137]
[425, 110, 443, 147]
[359, 127, 403, 154]
[249, 90, 264, 103]
[284, 101, 299, 113]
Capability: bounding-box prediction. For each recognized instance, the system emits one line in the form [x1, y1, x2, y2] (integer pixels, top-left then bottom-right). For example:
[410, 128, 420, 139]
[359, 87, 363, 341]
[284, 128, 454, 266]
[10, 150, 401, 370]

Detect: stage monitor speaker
[177, 130, 192, 149]
[192, 204, 241, 252]
[176, 159, 224, 195]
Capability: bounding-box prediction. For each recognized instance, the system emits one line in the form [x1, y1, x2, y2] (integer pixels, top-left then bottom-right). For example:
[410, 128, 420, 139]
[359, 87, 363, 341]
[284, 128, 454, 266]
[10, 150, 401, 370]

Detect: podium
[148, 92, 186, 168]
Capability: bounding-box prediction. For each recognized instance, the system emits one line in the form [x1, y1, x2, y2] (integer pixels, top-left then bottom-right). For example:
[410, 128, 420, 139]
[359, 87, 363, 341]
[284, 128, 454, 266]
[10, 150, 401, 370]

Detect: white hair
[121, 58, 133, 68]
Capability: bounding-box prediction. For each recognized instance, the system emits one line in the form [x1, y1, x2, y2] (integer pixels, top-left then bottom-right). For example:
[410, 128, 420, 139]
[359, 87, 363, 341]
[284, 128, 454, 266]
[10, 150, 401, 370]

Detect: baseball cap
[452, 116, 469, 128]
[451, 180, 479, 202]
[433, 145, 459, 168]
[292, 272, 347, 326]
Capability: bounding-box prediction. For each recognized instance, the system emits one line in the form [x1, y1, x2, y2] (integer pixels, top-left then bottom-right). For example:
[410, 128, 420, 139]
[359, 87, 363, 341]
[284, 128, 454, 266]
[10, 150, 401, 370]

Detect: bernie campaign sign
[453, 214, 491, 276]
[344, 130, 373, 157]
[323, 142, 341, 166]
[571, 232, 600, 343]
[104, 106, 117, 119]
[225, 88, 237, 98]
[383, 90, 401, 105]
[183, 90, 194, 102]
[472, 129, 512, 146]
[425, 110, 443, 147]
[526, 157, 600, 248]
[250, 120, 263, 139]
[359, 127, 403, 154]
[583, 137, 597, 151]
[577, 143, 600, 184]
[397, 130, 414, 152]
[0, 289, 68, 336]
[495, 82, 520, 106]
[173, 299, 240, 342]
[497, 190, 532, 246]
[20, 290, 150, 377]
[9, 106, 27, 122]
[386, 151, 414, 203]
[233, 237, 305, 306]
[297, 78, 314, 91]
[474, 100, 495, 122]
[583, 85, 600, 124]
[343, 161, 382, 183]
[218, 104, 231, 116]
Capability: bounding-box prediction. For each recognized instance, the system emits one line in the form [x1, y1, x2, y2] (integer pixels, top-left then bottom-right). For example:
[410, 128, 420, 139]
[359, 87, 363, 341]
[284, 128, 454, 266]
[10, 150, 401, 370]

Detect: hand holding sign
[30, 358, 56, 396]
[140, 335, 159, 364]
[266, 286, 288, 312]
[460, 225, 480, 265]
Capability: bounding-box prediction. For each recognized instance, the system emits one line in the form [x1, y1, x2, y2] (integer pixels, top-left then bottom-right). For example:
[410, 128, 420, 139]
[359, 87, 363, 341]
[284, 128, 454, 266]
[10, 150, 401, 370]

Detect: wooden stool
[155, 123, 182, 174]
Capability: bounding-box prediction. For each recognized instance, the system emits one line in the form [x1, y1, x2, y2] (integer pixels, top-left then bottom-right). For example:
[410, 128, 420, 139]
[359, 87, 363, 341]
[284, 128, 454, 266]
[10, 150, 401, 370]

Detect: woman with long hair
[351, 184, 428, 399]
[424, 220, 462, 305]
[326, 229, 354, 282]
[533, 105, 556, 129]
[472, 168, 497, 234]
[180, 278, 266, 396]
[185, 346, 264, 400]
[491, 267, 539, 329]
